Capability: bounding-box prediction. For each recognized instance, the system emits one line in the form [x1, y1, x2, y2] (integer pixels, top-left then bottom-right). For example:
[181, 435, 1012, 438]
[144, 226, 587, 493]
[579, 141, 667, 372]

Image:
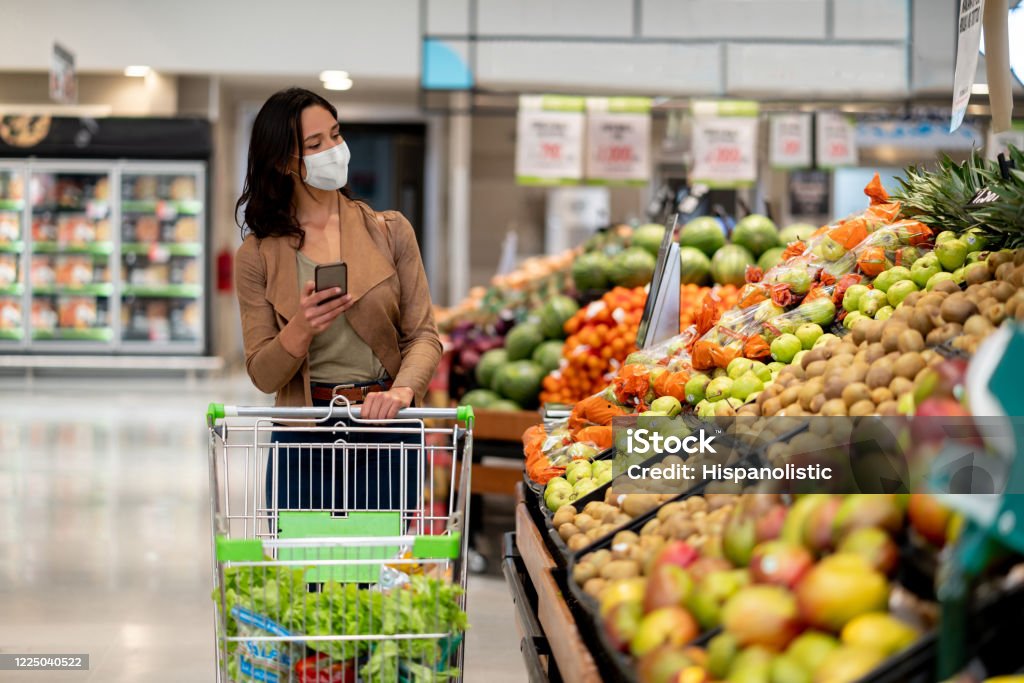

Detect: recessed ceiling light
[319, 70, 349, 81]
[124, 65, 151, 78]
[323, 77, 353, 91]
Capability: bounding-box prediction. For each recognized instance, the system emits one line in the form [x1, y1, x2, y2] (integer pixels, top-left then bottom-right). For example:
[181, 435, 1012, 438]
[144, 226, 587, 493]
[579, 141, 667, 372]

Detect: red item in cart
[294, 653, 357, 683]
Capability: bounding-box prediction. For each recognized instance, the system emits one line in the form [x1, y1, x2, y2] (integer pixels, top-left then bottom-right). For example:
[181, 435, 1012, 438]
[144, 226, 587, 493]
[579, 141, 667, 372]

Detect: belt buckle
[331, 383, 357, 400]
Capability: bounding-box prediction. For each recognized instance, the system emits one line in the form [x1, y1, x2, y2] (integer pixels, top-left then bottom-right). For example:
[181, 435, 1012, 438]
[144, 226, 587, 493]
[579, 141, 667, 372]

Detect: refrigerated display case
[0, 158, 207, 355]
[0, 164, 26, 345]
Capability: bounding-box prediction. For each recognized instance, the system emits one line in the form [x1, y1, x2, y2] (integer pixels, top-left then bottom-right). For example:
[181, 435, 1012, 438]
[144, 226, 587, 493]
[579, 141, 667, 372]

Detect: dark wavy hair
[235, 87, 352, 242]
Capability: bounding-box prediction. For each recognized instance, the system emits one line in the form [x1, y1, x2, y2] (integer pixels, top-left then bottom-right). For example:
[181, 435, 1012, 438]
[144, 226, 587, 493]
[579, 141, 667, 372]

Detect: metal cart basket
[207, 400, 474, 683]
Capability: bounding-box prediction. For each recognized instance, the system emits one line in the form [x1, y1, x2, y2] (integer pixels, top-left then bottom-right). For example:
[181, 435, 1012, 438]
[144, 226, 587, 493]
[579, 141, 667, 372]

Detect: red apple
[749, 540, 814, 589]
[653, 540, 700, 571]
[907, 493, 953, 547]
[755, 504, 788, 543]
[722, 585, 803, 650]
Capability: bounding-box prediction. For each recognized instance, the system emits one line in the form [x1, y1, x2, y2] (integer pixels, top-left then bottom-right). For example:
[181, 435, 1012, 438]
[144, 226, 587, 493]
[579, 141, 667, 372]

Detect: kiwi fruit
[779, 385, 800, 407]
[821, 399, 848, 416]
[897, 329, 925, 353]
[810, 394, 827, 414]
[865, 364, 894, 389]
[895, 353, 926, 379]
[849, 400, 876, 417]
[841, 382, 872, 407]
[963, 314, 994, 337]
[890, 376, 914, 397]
[902, 291, 924, 308]
[871, 387, 894, 405]
[877, 400, 900, 416]
[985, 303, 1006, 326]
[927, 322, 963, 346]
[990, 281, 1015, 302]
[934, 279, 962, 294]
[865, 343, 886, 363]
[805, 360, 827, 378]
[761, 397, 781, 417]
[881, 326, 904, 353]
[996, 262, 1015, 282]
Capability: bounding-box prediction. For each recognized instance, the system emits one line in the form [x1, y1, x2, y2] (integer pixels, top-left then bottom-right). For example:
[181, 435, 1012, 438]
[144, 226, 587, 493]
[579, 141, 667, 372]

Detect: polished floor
[0, 372, 525, 682]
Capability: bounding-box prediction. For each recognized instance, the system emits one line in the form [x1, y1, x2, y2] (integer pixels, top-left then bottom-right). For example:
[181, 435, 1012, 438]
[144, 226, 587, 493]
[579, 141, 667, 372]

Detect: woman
[235, 87, 441, 519]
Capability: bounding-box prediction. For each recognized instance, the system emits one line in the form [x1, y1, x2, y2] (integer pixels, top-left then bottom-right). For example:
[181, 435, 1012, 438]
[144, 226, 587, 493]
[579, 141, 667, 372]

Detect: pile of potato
[569, 493, 738, 597]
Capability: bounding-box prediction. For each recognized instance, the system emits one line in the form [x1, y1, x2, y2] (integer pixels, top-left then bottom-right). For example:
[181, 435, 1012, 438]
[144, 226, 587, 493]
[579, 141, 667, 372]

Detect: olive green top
[296, 250, 386, 384]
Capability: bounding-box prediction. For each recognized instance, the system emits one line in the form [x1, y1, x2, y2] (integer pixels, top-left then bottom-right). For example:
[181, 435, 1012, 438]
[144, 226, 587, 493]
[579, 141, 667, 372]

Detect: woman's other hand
[361, 386, 414, 420]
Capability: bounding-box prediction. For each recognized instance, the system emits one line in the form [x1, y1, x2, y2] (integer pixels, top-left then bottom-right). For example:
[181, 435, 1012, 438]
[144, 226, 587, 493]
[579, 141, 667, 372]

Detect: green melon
[608, 247, 656, 288]
[488, 399, 523, 412]
[679, 216, 726, 257]
[758, 247, 786, 272]
[539, 296, 579, 339]
[632, 223, 666, 256]
[494, 361, 545, 407]
[679, 246, 712, 285]
[504, 323, 545, 361]
[459, 389, 500, 408]
[731, 214, 780, 258]
[476, 349, 508, 389]
[779, 223, 816, 246]
[710, 244, 756, 286]
[572, 251, 611, 292]
[532, 340, 565, 375]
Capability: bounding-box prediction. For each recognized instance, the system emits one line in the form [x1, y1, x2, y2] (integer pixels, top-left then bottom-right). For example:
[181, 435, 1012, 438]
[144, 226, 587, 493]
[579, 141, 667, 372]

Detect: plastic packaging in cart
[294, 653, 358, 683]
[231, 605, 304, 683]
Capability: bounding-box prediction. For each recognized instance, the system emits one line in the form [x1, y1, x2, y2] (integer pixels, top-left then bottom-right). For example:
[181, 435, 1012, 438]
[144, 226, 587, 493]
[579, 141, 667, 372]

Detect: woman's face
[288, 105, 344, 180]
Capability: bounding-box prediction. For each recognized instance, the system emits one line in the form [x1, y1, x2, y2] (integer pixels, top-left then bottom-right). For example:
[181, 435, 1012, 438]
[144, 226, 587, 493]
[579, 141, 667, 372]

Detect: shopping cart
[206, 399, 474, 683]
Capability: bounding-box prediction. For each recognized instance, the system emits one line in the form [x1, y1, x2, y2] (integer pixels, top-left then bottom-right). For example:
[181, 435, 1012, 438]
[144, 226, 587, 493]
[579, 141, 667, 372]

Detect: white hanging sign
[815, 112, 858, 168]
[950, 0, 986, 132]
[690, 100, 760, 188]
[585, 97, 652, 184]
[515, 95, 585, 185]
[769, 113, 812, 169]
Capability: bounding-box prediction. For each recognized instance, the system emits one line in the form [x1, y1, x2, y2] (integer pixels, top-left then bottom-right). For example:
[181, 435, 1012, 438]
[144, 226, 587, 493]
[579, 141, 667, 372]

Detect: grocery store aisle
[0, 373, 525, 682]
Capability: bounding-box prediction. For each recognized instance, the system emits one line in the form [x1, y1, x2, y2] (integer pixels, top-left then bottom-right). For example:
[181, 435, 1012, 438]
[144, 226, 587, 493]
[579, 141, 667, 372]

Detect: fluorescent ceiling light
[124, 65, 151, 77]
[323, 77, 353, 91]
[972, 83, 989, 95]
[0, 104, 113, 116]
[319, 70, 349, 81]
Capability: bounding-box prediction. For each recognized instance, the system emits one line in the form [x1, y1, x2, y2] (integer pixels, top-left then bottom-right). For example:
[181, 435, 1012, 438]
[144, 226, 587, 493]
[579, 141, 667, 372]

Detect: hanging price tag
[769, 114, 812, 169]
[515, 95, 585, 185]
[585, 97, 651, 184]
[690, 100, 759, 188]
[950, 0, 986, 132]
[815, 112, 858, 168]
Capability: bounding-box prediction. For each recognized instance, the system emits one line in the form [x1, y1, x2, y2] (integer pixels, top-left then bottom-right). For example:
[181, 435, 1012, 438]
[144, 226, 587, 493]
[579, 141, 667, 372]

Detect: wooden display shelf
[514, 483, 602, 683]
[474, 408, 542, 442]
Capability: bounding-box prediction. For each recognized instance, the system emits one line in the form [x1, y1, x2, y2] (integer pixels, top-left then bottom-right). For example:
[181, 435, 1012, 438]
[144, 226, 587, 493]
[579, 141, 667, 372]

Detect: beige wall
[0, 72, 178, 116]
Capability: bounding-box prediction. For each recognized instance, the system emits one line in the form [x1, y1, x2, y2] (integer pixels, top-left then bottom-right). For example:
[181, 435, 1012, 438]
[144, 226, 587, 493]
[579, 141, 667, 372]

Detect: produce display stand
[507, 482, 603, 683]
[470, 408, 542, 496]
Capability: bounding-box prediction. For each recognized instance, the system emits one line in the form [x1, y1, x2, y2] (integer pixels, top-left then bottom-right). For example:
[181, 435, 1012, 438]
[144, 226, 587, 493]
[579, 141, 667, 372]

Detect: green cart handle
[208, 402, 473, 427]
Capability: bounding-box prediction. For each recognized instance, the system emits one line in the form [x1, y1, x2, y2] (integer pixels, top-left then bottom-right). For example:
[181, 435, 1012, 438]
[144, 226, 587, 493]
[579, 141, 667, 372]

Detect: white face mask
[297, 141, 350, 190]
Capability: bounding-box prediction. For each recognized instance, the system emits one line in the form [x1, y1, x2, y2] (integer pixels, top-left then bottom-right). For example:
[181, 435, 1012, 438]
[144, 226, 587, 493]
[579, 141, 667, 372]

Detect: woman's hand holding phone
[281, 281, 353, 357]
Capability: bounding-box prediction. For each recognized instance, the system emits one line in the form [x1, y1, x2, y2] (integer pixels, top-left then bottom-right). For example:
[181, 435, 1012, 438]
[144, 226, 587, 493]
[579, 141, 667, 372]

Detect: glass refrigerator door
[28, 165, 115, 346]
[119, 164, 204, 351]
[0, 165, 27, 344]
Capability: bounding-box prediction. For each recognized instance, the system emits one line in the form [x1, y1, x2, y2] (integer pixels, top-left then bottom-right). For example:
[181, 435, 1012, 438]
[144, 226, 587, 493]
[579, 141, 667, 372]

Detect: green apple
[842, 284, 870, 313]
[873, 266, 912, 293]
[936, 239, 968, 271]
[730, 372, 765, 401]
[874, 305, 894, 321]
[706, 376, 734, 402]
[565, 460, 592, 486]
[792, 350, 808, 367]
[962, 229, 987, 253]
[843, 311, 867, 330]
[858, 289, 888, 317]
[926, 271, 956, 290]
[749, 360, 773, 382]
[770, 334, 802, 364]
[886, 280, 918, 307]
[814, 237, 847, 261]
[813, 333, 839, 349]
[951, 267, 966, 284]
[685, 374, 711, 405]
[727, 357, 755, 380]
[966, 250, 990, 264]
[935, 230, 957, 245]
[650, 396, 682, 417]
[795, 323, 824, 350]
[799, 297, 837, 326]
[910, 259, 941, 289]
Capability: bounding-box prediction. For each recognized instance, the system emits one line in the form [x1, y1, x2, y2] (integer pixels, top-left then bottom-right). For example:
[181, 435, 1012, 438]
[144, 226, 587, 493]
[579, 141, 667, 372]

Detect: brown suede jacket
[235, 195, 442, 407]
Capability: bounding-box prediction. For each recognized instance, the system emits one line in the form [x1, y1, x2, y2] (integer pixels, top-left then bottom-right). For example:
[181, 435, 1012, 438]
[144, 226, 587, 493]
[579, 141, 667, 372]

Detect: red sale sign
[816, 112, 858, 168]
[585, 97, 651, 184]
[691, 102, 759, 188]
[770, 114, 812, 169]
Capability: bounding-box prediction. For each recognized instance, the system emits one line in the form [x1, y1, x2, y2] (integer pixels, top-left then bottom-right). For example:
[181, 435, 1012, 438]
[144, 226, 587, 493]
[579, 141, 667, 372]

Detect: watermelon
[504, 323, 544, 361]
[572, 251, 611, 292]
[476, 349, 508, 389]
[758, 247, 786, 271]
[489, 399, 522, 412]
[532, 340, 565, 374]
[608, 247, 656, 288]
[779, 223, 816, 246]
[679, 216, 726, 257]
[731, 214, 779, 258]
[632, 223, 666, 256]
[459, 389, 500, 408]
[494, 360, 545, 407]
[539, 296, 579, 339]
[679, 246, 712, 285]
[710, 244, 755, 286]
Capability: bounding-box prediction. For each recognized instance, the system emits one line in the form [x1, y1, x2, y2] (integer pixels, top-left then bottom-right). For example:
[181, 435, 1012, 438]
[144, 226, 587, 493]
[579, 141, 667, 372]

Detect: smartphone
[314, 261, 347, 300]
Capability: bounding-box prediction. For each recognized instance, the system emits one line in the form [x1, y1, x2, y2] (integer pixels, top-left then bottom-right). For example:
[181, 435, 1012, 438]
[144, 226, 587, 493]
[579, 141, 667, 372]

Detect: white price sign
[585, 97, 651, 184]
[515, 95, 585, 185]
[950, 0, 986, 132]
[690, 101, 759, 188]
[770, 113, 812, 169]
[815, 112, 858, 168]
